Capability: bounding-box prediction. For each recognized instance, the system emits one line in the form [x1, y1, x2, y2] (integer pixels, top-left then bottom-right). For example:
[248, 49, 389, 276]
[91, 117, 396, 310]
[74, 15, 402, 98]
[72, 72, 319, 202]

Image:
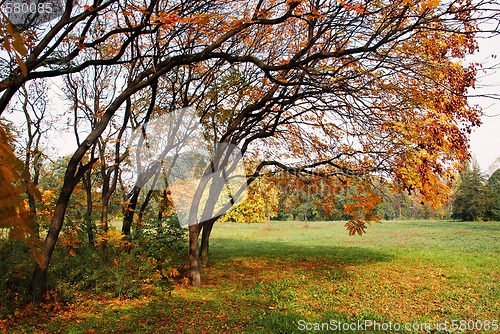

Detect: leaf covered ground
[2, 220, 499, 333]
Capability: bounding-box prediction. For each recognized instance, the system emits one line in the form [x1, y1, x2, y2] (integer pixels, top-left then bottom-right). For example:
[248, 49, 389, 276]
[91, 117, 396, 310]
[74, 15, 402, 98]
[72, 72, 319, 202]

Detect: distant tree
[487, 169, 500, 221]
[487, 157, 500, 177]
[220, 174, 279, 225]
[452, 161, 489, 221]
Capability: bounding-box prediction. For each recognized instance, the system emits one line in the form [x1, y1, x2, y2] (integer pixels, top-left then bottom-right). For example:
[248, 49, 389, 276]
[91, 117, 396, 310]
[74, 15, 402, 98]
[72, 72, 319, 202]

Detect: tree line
[452, 162, 500, 221]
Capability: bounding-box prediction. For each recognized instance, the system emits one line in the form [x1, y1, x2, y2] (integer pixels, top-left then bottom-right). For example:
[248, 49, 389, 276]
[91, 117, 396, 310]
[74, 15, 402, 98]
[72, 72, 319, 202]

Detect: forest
[0, 0, 499, 331]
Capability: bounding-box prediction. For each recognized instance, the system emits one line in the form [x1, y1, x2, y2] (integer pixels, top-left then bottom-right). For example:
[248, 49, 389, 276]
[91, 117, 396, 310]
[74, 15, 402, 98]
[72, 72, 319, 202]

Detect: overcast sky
[468, 33, 500, 173]
[5, 24, 499, 174]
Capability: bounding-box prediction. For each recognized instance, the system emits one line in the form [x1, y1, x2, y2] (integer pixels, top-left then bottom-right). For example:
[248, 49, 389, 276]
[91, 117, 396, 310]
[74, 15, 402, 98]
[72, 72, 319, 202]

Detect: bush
[48, 215, 187, 301]
[0, 216, 188, 313]
[0, 240, 33, 317]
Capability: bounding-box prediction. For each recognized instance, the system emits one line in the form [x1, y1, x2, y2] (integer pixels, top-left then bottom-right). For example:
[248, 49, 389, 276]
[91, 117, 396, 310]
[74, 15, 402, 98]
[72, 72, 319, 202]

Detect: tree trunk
[99, 199, 110, 251]
[29, 183, 75, 304]
[101, 202, 109, 233]
[189, 224, 201, 287]
[122, 186, 141, 235]
[26, 153, 41, 237]
[137, 184, 157, 225]
[100, 173, 111, 237]
[200, 219, 215, 265]
[83, 171, 94, 246]
[157, 191, 165, 221]
[29, 155, 95, 304]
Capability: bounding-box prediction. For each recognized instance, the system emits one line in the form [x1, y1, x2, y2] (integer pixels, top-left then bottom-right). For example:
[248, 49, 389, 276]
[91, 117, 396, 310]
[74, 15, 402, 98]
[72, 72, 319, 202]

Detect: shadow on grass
[11, 242, 412, 333]
[209, 237, 393, 266]
[30, 295, 357, 334]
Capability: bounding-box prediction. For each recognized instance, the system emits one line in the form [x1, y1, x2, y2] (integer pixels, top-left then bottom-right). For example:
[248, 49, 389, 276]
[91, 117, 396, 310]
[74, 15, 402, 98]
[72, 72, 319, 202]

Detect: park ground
[1, 220, 499, 333]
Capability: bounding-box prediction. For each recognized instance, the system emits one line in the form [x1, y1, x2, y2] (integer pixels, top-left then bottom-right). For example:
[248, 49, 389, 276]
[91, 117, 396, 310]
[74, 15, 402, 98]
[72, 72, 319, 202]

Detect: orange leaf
[5, 22, 27, 56]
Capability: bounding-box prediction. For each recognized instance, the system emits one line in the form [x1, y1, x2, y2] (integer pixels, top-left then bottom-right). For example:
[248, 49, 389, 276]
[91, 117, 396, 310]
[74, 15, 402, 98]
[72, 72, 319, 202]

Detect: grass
[2, 220, 499, 333]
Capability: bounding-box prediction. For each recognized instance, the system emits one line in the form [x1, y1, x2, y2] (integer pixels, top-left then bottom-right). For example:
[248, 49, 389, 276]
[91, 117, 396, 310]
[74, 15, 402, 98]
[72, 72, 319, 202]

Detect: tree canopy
[451, 161, 490, 221]
[487, 169, 500, 220]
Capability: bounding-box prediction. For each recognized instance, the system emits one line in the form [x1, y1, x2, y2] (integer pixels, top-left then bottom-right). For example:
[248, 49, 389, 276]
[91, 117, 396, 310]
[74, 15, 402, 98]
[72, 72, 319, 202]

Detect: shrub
[48, 215, 187, 301]
[0, 240, 33, 317]
[1, 216, 187, 313]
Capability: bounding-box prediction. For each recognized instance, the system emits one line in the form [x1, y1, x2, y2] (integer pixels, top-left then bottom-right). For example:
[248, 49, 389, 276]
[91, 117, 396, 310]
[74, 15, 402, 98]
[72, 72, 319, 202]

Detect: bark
[27, 158, 41, 237]
[101, 97, 130, 234]
[82, 171, 94, 245]
[157, 189, 167, 221]
[99, 169, 115, 250]
[122, 186, 141, 235]
[137, 170, 161, 225]
[101, 202, 109, 233]
[29, 157, 95, 304]
[99, 199, 109, 251]
[29, 177, 77, 303]
[189, 223, 201, 287]
[200, 217, 217, 265]
[99, 168, 112, 236]
[137, 189, 154, 225]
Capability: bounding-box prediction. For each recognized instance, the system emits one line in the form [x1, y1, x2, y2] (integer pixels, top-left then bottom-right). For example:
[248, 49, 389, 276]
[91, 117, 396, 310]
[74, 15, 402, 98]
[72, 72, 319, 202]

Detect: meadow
[3, 220, 499, 333]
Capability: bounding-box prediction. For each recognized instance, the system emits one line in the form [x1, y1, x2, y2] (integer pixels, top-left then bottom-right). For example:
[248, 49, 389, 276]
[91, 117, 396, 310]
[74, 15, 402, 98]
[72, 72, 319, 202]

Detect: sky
[4, 19, 499, 174]
[468, 33, 500, 174]
[44, 35, 500, 174]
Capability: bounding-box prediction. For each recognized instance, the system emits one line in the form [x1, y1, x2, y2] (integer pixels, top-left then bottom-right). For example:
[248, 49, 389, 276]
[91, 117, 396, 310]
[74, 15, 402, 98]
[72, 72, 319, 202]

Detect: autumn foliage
[0, 123, 43, 263]
[0, 0, 498, 303]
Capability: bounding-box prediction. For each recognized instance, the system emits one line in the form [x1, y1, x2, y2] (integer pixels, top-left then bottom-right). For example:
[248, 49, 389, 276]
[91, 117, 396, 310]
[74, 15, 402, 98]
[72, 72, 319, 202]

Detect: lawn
[2, 220, 499, 333]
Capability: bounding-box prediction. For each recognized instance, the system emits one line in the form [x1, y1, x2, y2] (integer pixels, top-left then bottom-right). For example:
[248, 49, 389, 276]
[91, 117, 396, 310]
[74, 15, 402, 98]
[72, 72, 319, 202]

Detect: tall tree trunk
[200, 217, 225, 266]
[157, 190, 165, 221]
[101, 202, 109, 233]
[83, 171, 94, 245]
[29, 156, 95, 304]
[28, 158, 41, 237]
[122, 186, 141, 235]
[200, 219, 215, 265]
[98, 200, 110, 251]
[137, 189, 154, 225]
[29, 181, 76, 304]
[100, 171, 111, 236]
[137, 172, 160, 225]
[189, 223, 201, 287]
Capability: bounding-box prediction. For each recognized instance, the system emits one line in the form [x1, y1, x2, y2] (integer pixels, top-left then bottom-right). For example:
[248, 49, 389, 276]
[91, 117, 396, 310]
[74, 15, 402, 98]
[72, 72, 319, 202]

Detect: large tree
[0, 0, 498, 303]
[452, 161, 490, 221]
[487, 169, 500, 221]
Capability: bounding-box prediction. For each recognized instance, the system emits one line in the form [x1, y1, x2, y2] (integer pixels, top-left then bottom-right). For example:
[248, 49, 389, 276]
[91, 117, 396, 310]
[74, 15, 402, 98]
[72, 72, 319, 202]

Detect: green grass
[2, 220, 499, 333]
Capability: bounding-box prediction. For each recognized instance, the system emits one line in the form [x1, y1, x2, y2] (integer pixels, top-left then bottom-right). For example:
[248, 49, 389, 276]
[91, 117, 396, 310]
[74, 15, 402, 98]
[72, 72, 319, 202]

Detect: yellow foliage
[95, 230, 130, 249]
[220, 174, 279, 223]
[167, 268, 180, 278]
[0, 122, 43, 264]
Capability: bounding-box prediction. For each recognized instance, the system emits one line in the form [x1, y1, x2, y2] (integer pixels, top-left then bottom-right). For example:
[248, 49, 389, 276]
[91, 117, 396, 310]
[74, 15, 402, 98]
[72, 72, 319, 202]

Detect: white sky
[468, 34, 500, 173]
[4, 22, 499, 174]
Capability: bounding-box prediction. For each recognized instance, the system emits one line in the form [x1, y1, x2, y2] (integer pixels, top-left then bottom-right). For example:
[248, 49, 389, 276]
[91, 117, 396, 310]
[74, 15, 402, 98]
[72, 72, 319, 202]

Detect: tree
[0, 0, 497, 302]
[487, 169, 500, 221]
[220, 173, 280, 224]
[14, 80, 52, 236]
[452, 161, 489, 221]
[0, 120, 43, 263]
[62, 62, 129, 245]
